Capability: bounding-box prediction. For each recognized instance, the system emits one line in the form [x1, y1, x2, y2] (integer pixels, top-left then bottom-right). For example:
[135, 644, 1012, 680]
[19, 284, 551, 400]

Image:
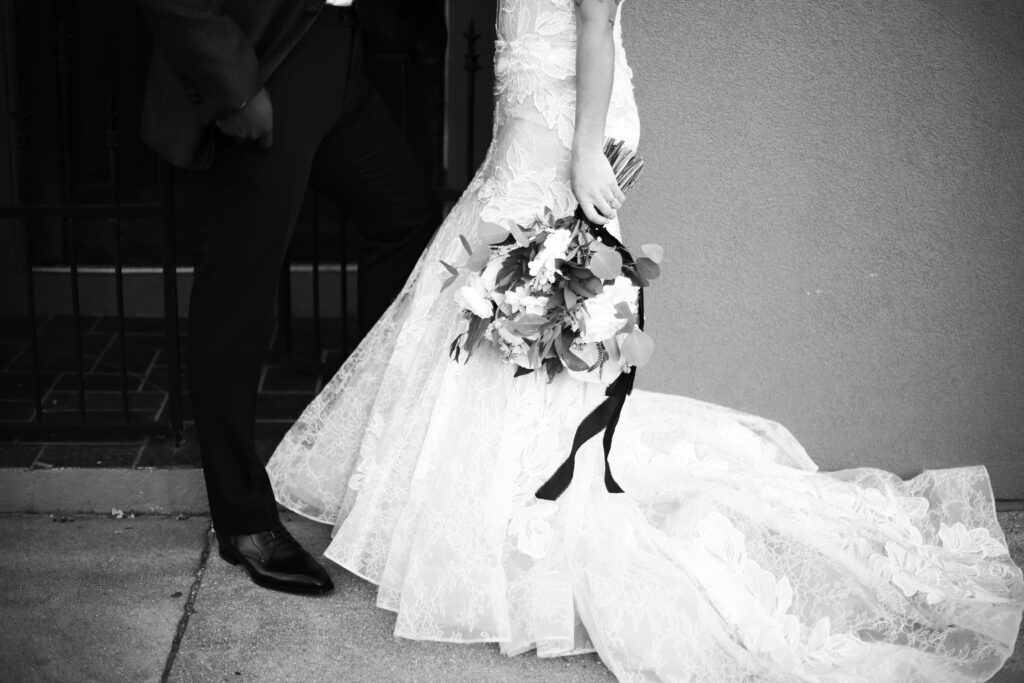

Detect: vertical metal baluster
[55, 15, 86, 420]
[339, 212, 349, 357]
[4, 0, 44, 423]
[277, 248, 293, 354]
[399, 59, 408, 135]
[311, 195, 321, 376]
[463, 19, 480, 184]
[18, 136, 46, 423]
[159, 161, 184, 445]
[68, 217, 86, 420]
[20, 212, 44, 424]
[104, 84, 130, 423]
[55, 16, 73, 237]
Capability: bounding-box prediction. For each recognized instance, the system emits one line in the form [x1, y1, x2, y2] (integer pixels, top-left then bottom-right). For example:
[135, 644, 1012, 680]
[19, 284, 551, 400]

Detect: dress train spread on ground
[268, 2, 1024, 680]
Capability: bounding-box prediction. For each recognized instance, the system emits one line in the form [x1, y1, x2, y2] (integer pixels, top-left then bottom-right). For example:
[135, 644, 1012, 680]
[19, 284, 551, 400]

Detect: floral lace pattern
[266, 0, 1024, 680]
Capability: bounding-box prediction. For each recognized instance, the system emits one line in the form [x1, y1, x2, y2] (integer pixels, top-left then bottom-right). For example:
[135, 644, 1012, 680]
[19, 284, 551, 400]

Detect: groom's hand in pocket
[216, 87, 274, 149]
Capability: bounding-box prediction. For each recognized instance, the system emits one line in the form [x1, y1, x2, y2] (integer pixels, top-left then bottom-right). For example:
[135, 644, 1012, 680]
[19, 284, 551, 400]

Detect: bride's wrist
[571, 143, 603, 162]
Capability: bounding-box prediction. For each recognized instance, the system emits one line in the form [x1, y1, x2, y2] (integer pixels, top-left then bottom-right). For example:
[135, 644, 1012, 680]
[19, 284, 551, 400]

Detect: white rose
[454, 285, 494, 319]
[603, 275, 638, 306]
[503, 285, 529, 314]
[542, 228, 573, 260]
[522, 294, 549, 316]
[527, 228, 573, 285]
[579, 297, 625, 342]
[578, 276, 637, 342]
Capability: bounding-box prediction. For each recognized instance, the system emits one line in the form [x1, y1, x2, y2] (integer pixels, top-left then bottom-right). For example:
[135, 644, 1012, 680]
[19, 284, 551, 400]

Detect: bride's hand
[571, 147, 625, 225]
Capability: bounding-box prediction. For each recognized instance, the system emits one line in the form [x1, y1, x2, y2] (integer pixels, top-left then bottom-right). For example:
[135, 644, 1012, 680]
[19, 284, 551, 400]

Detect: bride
[267, 0, 1024, 680]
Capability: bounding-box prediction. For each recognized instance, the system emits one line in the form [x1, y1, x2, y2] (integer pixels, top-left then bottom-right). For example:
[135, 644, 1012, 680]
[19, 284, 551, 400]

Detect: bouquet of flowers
[441, 139, 662, 385]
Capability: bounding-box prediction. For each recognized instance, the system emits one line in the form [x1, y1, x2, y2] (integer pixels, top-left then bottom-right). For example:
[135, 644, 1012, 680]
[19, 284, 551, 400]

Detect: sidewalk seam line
[161, 522, 214, 683]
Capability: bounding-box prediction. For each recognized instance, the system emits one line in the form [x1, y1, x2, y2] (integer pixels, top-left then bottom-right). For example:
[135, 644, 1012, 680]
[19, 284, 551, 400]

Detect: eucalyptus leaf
[590, 249, 623, 281]
[563, 349, 591, 372]
[478, 222, 510, 245]
[509, 223, 531, 247]
[505, 315, 547, 337]
[563, 287, 578, 310]
[623, 265, 648, 288]
[639, 244, 664, 264]
[466, 315, 489, 351]
[581, 276, 603, 296]
[544, 357, 563, 382]
[566, 264, 594, 280]
[554, 330, 569, 358]
[467, 244, 491, 271]
[636, 258, 661, 282]
[541, 336, 556, 359]
[568, 278, 595, 299]
[621, 328, 654, 368]
[497, 269, 519, 290]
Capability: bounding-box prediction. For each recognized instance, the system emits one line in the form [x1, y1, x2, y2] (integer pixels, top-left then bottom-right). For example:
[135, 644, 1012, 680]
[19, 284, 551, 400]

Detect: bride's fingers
[593, 195, 617, 221]
[580, 201, 610, 225]
[613, 187, 626, 204]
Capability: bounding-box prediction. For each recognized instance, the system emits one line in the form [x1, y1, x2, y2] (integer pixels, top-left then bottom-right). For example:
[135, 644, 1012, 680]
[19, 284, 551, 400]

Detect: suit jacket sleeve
[138, 0, 261, 125]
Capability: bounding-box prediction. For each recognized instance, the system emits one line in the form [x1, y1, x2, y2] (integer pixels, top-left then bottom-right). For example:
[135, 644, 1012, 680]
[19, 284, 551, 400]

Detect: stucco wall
[621, 1, 1024, 497]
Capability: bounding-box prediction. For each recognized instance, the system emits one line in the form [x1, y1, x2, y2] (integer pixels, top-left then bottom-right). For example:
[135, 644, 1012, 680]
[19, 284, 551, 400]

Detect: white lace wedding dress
[267, 1, 1024, 680]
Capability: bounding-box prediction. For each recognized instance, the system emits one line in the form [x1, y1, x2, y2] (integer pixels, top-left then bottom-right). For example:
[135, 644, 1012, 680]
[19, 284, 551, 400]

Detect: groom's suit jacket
[139, 0, 448, 171]
[139, 0, 330, 170]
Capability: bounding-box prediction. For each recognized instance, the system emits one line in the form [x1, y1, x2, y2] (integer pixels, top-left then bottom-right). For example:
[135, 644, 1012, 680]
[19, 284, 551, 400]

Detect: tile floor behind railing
[0, 314, 354, 470]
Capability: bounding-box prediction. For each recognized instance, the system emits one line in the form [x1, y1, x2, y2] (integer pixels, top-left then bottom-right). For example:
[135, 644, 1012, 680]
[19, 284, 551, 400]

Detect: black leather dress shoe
[218, 525, 334, 595]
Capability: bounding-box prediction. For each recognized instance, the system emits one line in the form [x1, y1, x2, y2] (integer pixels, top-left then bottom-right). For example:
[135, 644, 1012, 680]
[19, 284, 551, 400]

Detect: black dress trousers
[178, 7, 440, 535]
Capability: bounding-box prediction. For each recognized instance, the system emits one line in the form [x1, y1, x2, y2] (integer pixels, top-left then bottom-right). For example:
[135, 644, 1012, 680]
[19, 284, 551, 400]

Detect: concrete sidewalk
[0, 512, 616, 683]
[1, 502, 1023, 681]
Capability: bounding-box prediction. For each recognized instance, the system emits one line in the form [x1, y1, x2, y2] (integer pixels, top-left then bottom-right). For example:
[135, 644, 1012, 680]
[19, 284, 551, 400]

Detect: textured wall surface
[621, 1, 1024, 496]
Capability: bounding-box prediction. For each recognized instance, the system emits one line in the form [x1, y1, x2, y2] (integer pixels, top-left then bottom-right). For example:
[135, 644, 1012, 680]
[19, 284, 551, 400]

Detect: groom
[138, 0, 444, 594]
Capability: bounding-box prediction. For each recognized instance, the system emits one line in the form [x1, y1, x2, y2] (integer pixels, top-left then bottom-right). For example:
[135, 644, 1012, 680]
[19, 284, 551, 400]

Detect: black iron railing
[0, 2, 492, 445]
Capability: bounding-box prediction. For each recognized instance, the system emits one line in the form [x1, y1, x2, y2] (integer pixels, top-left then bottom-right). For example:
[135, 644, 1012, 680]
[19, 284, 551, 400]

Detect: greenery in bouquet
[442, 139, 662, 383]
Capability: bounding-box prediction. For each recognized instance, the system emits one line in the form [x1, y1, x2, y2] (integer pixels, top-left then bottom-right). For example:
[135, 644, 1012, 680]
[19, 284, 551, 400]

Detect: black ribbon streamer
[535, 218, 646, 501]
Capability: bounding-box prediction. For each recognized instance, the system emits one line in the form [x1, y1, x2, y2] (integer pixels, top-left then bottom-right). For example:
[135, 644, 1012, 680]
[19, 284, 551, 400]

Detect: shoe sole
[217, 545, 334, 596]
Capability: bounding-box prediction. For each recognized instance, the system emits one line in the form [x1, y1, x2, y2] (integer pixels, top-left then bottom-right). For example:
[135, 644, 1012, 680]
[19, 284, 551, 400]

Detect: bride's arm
[571, 0, 625, 225]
